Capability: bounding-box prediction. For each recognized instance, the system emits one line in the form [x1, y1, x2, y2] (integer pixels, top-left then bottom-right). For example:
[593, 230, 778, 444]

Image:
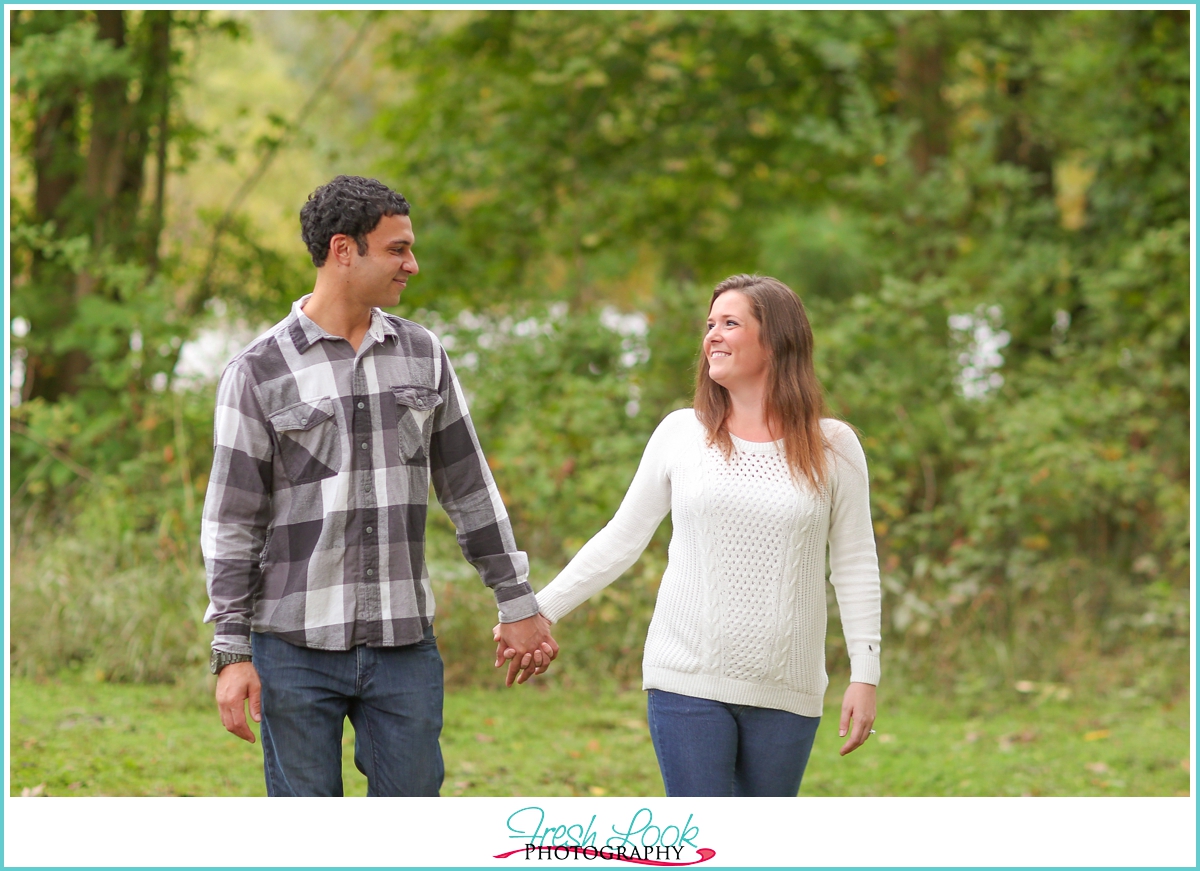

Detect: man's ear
[328, 233, 355, 266]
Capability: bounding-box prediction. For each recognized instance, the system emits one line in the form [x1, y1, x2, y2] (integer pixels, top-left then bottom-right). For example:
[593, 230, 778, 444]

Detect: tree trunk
[28, 58, 83, 402]
[996, 75, 1054, 198]
[21, 10, 175, 401]
[895, 16, 950, 175]
[145, 12, 172, 272]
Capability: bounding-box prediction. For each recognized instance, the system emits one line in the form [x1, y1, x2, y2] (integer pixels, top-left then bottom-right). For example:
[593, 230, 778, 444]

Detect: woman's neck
[724, 381, 777, 442]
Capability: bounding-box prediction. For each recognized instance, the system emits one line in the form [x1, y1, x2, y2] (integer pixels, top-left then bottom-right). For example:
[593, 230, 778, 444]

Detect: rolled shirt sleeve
[428, 347, 539, 623]
[201, 362, 274, 655]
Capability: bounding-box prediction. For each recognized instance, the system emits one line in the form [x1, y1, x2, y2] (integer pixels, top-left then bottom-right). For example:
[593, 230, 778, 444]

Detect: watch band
[210, 650, 253, 675]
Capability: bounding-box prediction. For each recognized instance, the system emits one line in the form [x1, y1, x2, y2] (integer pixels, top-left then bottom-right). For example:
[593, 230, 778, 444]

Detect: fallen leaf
[1085, 762, 1110, 774]
[876, 733, 895, 744]
[1014, 680, 1036, 693]
[586, 739, 601, 752]
[996, 730, 1035, 750]
[1180, 759, 1190, 773]
[589, 786, 606, 796]
[20, 783, 45, 797]
[475, 733, 495, 743]
[1083, 729, 1111, 742]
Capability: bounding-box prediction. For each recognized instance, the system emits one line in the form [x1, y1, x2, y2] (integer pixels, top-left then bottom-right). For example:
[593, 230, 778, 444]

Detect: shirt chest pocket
[268, 396, 341, 484]
[392, 385, 443, 464]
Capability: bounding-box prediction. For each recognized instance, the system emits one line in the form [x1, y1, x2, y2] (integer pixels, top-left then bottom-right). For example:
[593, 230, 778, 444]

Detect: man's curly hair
[299, 175, 411, 267]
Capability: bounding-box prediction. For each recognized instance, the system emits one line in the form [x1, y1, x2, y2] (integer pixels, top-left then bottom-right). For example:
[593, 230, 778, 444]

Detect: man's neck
[302, 277, 373, 352]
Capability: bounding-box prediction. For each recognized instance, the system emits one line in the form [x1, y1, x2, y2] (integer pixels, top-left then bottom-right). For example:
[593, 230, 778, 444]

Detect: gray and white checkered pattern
[202, 296, 537, 655]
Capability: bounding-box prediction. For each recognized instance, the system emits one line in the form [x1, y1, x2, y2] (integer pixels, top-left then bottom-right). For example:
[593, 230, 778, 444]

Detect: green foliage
[426, 303, 660, 558]
[10, 384, 214, 684]
[773, 10, 1191, 680]
[369, 10, 873, 301]
[8, 10, 1189, 695]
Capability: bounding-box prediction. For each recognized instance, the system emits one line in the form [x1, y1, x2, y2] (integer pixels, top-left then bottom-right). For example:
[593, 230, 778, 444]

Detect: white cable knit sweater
[536, 410, 882, 717]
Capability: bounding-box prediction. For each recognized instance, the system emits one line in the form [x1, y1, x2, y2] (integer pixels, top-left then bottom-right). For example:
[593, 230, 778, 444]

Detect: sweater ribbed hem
[536, 588, 574, 624]
[849, 654, 881, 686]
[642, 666, 827, 718]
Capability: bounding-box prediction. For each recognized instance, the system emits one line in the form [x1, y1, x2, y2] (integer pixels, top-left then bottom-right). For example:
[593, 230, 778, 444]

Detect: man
[201, 175, 557, 796]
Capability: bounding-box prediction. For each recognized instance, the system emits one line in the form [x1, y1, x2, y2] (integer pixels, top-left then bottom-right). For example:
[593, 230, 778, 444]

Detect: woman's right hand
[838, 682, 877, 755]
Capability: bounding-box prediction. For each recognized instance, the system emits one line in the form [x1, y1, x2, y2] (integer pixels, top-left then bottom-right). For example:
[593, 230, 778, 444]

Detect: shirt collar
[287, 294, 400, 354]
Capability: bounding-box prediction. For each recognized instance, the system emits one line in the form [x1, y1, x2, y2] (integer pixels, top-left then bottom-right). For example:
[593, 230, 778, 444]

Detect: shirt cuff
[496, 587, 541, 623]
[212, 623, 253, 657]
[849, 653, 881, 686]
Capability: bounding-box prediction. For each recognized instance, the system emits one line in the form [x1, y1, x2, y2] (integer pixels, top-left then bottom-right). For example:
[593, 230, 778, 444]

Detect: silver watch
[210, 650, 253, 675]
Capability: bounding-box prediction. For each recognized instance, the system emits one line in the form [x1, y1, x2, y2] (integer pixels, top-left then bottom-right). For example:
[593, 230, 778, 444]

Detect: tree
[367, 10, 1190, 679]
[10, 11, 181, 402]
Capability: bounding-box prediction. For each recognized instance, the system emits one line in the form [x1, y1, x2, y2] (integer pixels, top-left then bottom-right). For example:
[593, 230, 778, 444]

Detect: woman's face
[704, 290, 769, 392]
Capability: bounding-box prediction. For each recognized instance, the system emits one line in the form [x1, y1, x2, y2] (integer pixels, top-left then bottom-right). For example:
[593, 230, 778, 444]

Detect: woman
[503, 274, 881, 797]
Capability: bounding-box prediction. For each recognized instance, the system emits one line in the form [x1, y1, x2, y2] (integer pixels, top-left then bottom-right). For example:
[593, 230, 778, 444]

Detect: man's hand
[493, 614, 558, 687]
[838, 681, 877, 756]
[215, 661, 262, 743]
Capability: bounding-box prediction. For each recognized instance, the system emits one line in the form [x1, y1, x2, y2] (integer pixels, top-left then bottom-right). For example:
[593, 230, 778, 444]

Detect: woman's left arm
[825, 422, 883, 755]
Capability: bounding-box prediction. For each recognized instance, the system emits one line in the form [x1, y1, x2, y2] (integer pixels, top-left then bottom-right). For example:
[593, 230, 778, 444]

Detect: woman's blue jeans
[647, 689, 821, 797]
[251, 626, 444, 796]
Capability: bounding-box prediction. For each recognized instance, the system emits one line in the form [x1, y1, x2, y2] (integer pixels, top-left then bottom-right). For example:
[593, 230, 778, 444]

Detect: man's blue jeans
[647, 689, 821, 797]
[251, 626, 444, 796]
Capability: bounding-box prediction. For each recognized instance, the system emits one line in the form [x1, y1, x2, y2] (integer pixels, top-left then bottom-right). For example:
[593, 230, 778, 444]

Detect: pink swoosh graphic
[493, 847, 716, 866]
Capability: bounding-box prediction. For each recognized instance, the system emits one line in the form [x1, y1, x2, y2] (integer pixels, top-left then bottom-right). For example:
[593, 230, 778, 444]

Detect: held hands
[838, 681, 877, 756]
[215, 661, 262, 743]
[493, 614, 559, 687]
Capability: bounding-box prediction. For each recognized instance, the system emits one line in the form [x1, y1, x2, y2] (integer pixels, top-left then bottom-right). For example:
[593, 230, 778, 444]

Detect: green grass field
[9, 673, 1189, 797]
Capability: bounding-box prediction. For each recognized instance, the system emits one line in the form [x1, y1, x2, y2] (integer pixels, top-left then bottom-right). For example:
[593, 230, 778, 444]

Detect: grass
[9, 673, 1190, 797]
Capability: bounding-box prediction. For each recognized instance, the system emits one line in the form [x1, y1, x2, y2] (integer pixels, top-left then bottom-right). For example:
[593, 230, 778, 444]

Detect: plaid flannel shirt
[202, 295, 538, 655]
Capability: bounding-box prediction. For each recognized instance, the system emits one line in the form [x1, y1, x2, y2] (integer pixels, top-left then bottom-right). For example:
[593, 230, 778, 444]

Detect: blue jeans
[647, 689, 821, 797]
[251, 626, 444, 796]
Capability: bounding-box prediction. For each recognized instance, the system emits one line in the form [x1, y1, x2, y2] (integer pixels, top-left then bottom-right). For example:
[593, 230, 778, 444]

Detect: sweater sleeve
[825, 421, 883, 685]
[535, 413, 678, 622]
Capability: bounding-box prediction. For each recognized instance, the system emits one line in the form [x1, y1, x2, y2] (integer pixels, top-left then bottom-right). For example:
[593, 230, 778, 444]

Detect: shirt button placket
[352, 363, 381, 644]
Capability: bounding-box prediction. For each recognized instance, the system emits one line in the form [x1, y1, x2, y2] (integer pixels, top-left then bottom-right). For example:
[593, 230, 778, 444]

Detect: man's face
[344, 213, 419, 308]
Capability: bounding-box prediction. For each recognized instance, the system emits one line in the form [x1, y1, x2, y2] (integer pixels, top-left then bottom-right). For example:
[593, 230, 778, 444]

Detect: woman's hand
[838, 682, 877, 756]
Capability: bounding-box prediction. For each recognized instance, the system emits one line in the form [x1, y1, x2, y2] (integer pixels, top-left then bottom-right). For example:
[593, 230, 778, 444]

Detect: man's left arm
[427, 344, 558, 684]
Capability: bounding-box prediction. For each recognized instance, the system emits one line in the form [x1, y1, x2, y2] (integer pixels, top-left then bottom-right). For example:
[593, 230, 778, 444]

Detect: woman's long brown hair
[693, 274, 831, 489]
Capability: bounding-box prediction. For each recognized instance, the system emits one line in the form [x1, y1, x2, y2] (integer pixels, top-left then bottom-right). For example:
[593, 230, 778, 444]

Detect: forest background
[6, 9, 1192, 795]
